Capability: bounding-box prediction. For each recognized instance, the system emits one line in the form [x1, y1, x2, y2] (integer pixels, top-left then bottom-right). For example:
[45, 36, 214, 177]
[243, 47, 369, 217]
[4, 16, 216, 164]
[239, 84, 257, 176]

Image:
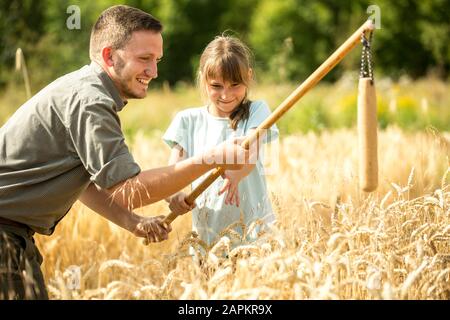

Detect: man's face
[109, 30, 163, 100]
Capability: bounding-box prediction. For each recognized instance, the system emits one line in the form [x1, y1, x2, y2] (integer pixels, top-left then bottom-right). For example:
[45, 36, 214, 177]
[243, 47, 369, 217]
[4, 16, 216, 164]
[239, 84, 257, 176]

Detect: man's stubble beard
[113, 54, 143, 100]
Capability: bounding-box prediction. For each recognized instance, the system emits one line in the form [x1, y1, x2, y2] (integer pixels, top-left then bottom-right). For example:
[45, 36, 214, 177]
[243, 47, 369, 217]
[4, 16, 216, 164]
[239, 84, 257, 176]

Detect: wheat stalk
[15, 48, 31, 99]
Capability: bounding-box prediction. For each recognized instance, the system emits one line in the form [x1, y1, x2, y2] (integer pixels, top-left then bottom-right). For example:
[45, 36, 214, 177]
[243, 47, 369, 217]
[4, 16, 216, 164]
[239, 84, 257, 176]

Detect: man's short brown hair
[89, 5, 162, 61]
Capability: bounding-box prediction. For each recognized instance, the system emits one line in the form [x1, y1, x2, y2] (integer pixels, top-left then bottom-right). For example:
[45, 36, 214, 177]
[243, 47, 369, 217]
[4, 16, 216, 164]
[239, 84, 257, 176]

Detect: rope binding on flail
[360, 29, 374, 83]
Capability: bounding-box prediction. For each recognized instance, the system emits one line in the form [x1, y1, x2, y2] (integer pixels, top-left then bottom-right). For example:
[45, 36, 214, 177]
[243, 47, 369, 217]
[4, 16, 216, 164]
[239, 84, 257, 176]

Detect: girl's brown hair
[197, 34, 254, 130]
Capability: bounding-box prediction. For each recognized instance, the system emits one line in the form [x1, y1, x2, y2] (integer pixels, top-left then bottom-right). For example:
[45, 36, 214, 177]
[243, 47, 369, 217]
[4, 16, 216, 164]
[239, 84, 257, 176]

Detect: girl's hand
[168, 192, 195, 215]
[217, 169, 242, 206]
[219, 162, 257, 206]
[218, 170, 240, 207]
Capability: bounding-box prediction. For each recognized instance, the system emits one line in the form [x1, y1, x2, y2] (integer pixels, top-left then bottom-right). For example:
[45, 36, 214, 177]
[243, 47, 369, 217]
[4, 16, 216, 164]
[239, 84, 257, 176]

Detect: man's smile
[137, 78, 150, 85]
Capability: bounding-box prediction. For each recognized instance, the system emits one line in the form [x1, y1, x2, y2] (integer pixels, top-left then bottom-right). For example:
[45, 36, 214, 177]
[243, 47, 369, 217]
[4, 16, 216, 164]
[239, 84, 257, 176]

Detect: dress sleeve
[162, 111, 189, 152]
[246, 100, 279, 144]
[67, 99, 141, 189]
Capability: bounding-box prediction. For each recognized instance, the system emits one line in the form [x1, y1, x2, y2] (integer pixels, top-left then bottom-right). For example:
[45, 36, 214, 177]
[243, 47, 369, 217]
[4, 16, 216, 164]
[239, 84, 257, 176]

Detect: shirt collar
[89, 61, 127, 111]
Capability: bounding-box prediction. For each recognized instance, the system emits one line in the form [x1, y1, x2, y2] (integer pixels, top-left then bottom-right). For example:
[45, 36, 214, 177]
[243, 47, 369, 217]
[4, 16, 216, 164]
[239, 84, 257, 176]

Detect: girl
[163, 35, 278, 248]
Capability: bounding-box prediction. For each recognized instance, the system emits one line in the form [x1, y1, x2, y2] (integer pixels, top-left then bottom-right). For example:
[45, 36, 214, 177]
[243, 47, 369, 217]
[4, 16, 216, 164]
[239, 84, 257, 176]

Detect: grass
[2, 77, 448, 135]
[117, 76, 450, 137]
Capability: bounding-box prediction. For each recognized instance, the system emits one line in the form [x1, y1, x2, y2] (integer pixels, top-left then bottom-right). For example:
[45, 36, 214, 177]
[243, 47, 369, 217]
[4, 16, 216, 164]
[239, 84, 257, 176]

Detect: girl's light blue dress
[163, 100, 279, 247]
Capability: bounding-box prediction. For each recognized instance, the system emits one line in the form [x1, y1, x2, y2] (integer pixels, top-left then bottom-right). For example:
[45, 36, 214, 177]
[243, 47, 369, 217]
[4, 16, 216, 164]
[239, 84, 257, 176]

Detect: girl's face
[206, 77, 247, 118]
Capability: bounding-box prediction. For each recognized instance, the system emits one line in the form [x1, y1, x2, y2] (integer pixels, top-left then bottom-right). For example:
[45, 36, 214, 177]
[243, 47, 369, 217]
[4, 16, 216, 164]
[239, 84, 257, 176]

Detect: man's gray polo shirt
[0, 61, 141, 235]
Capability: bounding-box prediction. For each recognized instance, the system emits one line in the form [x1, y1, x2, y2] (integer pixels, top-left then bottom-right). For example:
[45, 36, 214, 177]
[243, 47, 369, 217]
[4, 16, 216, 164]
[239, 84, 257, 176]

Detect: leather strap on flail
[360, 30, 374, 82]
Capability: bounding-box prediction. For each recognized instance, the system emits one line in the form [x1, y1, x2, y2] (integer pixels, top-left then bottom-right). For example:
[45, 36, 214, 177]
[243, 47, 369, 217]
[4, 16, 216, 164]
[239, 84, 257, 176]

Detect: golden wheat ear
[15, 48, 32, 99]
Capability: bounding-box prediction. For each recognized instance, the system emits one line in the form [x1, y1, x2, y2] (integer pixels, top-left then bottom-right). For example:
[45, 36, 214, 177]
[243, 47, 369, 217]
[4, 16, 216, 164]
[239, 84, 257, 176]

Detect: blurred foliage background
[0, 0, 449, 133]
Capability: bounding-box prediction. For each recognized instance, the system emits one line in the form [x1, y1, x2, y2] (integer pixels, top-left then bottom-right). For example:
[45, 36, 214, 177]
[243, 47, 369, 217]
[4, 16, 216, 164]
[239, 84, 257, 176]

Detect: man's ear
[101, 47, 114, 67]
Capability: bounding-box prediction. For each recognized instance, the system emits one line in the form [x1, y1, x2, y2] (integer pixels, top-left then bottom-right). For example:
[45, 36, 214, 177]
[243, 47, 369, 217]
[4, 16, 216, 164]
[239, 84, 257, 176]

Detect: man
[0, 5, 250, 300]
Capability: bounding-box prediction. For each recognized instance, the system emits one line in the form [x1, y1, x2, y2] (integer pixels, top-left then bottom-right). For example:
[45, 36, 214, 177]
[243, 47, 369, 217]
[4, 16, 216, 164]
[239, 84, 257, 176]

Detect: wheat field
[35, 127, 449, 300]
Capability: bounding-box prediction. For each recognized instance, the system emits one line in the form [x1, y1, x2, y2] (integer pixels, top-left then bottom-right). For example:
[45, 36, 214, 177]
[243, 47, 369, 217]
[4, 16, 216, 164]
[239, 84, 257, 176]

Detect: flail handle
[162, 167, 224, 224]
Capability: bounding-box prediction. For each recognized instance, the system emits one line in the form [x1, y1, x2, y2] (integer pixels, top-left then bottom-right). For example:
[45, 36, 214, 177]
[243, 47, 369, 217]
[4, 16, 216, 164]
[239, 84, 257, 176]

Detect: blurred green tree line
[1, 0, 449, 91]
